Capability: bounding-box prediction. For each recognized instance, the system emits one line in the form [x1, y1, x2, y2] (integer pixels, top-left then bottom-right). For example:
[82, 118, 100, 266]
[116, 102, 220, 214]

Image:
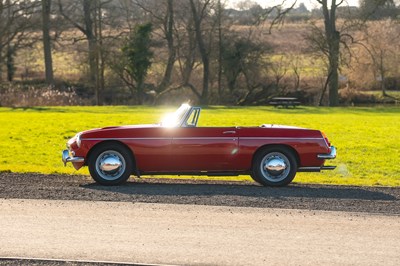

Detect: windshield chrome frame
[160, 104, 199, 128]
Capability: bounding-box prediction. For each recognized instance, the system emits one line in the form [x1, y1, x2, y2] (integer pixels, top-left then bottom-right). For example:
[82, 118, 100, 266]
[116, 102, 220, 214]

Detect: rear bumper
[298, 146, 337, 172]
[62, 149, 84, 166]
[317, 146, 337, 159]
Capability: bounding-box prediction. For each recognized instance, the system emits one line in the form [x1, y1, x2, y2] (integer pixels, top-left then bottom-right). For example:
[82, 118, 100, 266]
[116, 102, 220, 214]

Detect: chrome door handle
[223, 131, 236, 134]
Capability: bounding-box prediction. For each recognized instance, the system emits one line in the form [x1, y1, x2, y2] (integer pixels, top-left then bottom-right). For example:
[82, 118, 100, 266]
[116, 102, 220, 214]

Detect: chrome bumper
[317, 146, 337, 159]
[298, 146, 337, 172]
[62, 150, 84, 166]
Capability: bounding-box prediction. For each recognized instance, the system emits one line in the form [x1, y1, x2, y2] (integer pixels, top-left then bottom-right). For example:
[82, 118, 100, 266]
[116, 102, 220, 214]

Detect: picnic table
[269, 97, 301, 108]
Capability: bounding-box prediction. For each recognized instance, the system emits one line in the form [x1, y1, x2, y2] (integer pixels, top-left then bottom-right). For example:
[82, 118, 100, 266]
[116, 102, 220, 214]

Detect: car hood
[99, 124, 159, 130]
[80, 124, 160, 138]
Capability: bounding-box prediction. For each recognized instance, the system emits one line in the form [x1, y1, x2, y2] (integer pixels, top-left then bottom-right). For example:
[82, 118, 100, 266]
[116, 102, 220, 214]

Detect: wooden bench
[269, 97, 301, 108]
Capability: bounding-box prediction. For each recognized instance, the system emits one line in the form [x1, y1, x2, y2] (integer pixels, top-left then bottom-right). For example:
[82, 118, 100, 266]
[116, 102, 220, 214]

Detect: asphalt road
[0, 173, 399, 265]
[0, 173, 399, 214]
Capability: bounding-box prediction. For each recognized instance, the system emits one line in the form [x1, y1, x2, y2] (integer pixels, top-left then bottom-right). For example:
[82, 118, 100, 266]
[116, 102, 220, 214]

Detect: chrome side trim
[321, 166, 336, 170]
[298, 167, 321, 172]
[82, 138, 169, 141]
[62, 150, 84, 166]
[174, 137, 237, 140]
[82, 137, 238, 141]
[317, 146, 337, 159]
[298, 166, 336, 172]
[82, 137, 324, 141]
[240, 137, 324, 140]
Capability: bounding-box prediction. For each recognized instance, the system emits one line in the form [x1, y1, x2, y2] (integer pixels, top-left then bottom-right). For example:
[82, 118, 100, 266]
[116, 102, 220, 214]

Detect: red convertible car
[62, 104, 336, 186]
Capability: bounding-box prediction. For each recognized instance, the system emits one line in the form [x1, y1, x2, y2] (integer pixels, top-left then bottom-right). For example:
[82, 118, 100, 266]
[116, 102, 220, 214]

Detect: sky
[228, 0, 360, 10]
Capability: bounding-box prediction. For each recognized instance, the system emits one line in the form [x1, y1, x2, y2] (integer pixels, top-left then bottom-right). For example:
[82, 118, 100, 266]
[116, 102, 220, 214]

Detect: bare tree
[216, 0, 223, 102]
[359, 0, 399, 19]
[172, 2, 199, 98]
[58, 0, 114, 105]
[0, 0, 39, 82]
[189, 0, 211, 105]
[133, 0, 176, 93]
[155, 0, 214, 104]
[58, 0, 97, 88]
[270, 55, 288, 89]
[289, 54, 302, 90]
[354, 20, 400, 97]
[308, 0, 396, 105]
[315, 0, 342, 106]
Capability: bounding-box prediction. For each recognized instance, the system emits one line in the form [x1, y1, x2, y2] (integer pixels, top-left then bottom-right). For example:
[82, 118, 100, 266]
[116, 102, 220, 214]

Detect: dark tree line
[0, 0, 399, 106]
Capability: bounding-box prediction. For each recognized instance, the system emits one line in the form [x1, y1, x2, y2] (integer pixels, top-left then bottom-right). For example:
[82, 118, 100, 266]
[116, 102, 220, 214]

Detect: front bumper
[317, 146, 337, 159]
[62, 149, 84, 166]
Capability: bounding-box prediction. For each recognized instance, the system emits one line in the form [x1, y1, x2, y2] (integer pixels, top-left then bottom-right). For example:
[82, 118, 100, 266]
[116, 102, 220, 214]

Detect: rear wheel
[88, 143, 133, 185]
[251, 147, 297, 187]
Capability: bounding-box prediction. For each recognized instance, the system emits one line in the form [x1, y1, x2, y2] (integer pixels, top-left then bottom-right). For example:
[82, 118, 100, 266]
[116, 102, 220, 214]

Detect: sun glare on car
[160, 103, 191, 127]
[161, 113, 179, 127]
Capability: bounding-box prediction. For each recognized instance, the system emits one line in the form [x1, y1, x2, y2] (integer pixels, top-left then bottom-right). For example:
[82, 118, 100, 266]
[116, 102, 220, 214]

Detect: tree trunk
[328, 31, 340, 106]
[321, 0, 340, 107]
[0, 46, 3, 82]
[42, 0, 54, 85]
[98, 2, 105, 105]
[6, 45, 15, 82]
[217, 0, 223, 103]
[379, 51, 387, 96]
[189, 0, 209, 105]
[319, 69, 332, 106]
[83, 0, 97, 85]
[158, 0, 175, 93]
[58, 0, 98, 101]
[93, 0, 104, 106]
[137, 80, 144, 105]
[83, 0, 101, 105]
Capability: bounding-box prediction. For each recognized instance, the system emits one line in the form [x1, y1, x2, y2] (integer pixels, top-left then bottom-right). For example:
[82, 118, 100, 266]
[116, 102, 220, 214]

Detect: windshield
[160, 104, 191, 127]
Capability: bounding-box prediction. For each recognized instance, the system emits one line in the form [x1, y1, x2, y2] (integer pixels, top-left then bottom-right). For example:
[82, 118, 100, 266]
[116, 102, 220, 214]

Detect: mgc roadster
[62, 104, 336, 186]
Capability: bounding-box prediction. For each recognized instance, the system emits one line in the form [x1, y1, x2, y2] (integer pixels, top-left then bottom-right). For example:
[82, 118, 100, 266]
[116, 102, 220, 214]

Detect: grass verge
[0, 105, 399, 186]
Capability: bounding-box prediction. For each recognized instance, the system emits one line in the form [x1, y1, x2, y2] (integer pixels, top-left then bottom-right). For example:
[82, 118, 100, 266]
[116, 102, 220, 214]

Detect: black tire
[250, 172, 262, 184]
[88, 143, 134, 185]
[251, 146, 297, 187]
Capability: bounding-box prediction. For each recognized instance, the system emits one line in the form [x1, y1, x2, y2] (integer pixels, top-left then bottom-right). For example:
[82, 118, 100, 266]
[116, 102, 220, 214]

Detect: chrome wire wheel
[95, 150, 126, 181]
[260, 152, 290, 183]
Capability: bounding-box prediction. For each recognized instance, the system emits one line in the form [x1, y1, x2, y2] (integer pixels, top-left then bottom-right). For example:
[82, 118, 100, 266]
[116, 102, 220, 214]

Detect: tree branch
[58, 0, 88, 35]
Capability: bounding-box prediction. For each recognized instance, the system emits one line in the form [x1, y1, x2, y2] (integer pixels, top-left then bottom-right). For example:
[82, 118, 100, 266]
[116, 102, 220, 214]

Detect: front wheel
[251, 147, 297, 187]
[88, 143, 133, 185]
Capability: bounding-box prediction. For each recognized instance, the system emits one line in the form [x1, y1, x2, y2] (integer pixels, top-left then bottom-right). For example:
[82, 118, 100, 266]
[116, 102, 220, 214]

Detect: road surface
[0, 173, 399, 265]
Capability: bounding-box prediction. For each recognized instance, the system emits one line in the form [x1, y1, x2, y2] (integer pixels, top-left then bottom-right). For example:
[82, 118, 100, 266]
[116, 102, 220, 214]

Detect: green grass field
[0, 105, 399, 186]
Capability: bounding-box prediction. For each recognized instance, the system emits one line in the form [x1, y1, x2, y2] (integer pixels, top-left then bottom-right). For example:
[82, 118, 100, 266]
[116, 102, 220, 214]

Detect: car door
[170, 127, 239, 171]
[124, 126, 173, 172]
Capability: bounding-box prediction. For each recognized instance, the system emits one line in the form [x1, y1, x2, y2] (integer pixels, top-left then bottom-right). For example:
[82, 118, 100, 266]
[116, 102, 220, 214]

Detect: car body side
[67, 125, 330, 174]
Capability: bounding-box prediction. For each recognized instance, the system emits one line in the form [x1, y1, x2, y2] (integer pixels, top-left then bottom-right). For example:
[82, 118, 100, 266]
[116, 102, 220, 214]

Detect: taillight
[321, 131, 331, 147]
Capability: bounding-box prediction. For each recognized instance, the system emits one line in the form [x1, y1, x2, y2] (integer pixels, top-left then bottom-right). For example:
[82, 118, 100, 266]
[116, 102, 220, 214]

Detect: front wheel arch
[87, 141, 135, 185]
[86, 140, 136, 173]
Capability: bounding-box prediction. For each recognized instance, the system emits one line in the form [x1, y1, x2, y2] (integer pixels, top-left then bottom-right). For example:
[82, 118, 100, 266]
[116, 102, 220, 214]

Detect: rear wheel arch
[250, 144, 299, 186]
[252, 144, 300, 167]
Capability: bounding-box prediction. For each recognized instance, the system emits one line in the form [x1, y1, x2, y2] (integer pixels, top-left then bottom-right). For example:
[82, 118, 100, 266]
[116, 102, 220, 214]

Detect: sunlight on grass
[0, 105, 399, 186]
